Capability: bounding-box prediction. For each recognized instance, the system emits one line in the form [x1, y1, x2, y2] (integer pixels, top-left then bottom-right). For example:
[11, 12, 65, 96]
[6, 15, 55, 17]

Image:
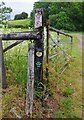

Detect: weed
[63, 86, 75, 97]
[55, 110, 64, 118]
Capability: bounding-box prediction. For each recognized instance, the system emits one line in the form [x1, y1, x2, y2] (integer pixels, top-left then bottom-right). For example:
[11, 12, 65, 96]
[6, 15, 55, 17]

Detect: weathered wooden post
[34, 8, 44, 88]
[46, 23, 49, 83]
[0, 40, 2, 88]
[26, 43, 34, 117]
[0, 39, 6, 89]
[0, 39, 2, 119]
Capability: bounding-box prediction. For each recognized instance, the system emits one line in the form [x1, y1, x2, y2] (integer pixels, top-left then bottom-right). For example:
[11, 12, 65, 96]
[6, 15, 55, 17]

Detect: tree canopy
[0, 1, 12, 26]
[14, 12, 28, 20]
[30, 2, 83, 31]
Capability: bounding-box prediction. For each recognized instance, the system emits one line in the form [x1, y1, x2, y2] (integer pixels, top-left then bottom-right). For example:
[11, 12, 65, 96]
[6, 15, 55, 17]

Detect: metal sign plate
[35, 12, 42, 28]
[36, 51, 42, 57]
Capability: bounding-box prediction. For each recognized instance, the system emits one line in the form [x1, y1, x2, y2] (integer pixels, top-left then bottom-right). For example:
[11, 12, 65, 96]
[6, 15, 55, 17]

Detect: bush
[49, 12, 76, 31]
[14, 12, 28, 20]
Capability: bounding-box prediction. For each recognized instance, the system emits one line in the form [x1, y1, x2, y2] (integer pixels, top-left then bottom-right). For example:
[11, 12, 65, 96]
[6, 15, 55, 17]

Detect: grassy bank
[55, 33, 82, 118]
[7, 18, 32, 28]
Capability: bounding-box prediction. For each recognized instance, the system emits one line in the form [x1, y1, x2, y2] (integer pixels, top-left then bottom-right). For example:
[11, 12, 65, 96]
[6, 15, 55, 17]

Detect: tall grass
[3, 40, 29, 86]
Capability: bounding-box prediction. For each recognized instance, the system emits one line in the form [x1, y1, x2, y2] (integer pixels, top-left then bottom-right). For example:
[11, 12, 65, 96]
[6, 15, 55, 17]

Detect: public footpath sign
[34, 9, 44, 87]
[35, 11, 42, 28]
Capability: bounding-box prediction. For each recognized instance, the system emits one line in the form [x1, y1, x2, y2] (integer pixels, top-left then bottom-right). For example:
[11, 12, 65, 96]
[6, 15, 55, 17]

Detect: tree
[49, 11, 76, 31]
[14, 12, 28, 20]
[67, 2, 83, 31]
[49, 2, 83, 31]
[0, 1, 12, 27]
[31, 2, 83, 31]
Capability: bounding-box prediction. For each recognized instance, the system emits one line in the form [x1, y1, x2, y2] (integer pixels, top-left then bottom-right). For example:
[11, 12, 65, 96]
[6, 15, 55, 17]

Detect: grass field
[7, 18, 32, 28]
[1, 27, 82, 118]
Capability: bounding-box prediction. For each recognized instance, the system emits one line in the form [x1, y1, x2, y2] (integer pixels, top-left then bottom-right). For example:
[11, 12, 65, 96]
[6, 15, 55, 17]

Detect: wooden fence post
[0, 39, 2, 119]
[0, 40, 2, 88]
[0, 40, 6, 89]
[26, 43, 34, 117]
[46, 24, 49, 83]
[71, 36, 73, 51]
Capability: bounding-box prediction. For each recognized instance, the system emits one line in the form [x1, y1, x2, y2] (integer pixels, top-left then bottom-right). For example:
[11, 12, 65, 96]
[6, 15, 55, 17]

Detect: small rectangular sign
[35, 12, 42, 28]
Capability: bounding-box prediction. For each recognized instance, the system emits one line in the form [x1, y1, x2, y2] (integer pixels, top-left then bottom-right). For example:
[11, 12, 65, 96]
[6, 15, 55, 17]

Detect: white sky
[2, 0, 39, 19]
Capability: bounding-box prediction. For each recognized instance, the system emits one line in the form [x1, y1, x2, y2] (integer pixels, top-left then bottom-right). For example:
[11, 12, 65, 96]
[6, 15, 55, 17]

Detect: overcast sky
[2, 0, 39, 19]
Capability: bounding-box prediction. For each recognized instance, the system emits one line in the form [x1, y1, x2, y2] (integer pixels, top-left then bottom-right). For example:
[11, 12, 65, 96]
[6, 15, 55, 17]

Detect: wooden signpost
[26, 43, 34, 116]
[35, 10, 42, 28]
[34, 9, 44, 88]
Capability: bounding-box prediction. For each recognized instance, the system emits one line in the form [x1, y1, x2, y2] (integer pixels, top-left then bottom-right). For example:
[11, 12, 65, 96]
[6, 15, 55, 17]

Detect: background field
[7, 19, 32, 28]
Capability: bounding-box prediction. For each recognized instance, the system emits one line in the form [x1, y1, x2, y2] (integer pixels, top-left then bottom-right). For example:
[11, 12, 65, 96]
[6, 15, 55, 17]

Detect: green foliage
[14, 12, 28, 20]
[0, 1, 12, 26]
[55, 110, 64, 118]
[49, 11, 76, 31]
[60, 97, 73, 110]
[31, 2, 83, 31]
[56, 96, 80, 118]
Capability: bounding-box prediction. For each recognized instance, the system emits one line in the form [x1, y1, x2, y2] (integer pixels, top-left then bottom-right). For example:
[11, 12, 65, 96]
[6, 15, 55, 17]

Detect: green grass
[0, 28, 29, 34]
[63, 86, 75, 97]
[55, 97, 75, 118]
[54, 33, 82, 118]
[3, 40, 29, 85]
[7, 18, 32, 28]
[43, 32, 82, 118]
[2, 85, 25, 117]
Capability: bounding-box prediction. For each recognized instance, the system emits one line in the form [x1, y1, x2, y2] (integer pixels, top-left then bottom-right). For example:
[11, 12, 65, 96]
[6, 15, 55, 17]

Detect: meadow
[7, 18, 32, 28]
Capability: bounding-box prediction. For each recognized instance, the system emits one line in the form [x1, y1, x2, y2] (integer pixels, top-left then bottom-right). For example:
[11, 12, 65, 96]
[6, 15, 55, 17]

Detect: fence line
[46, 25, 72, 76]
[49, 26, 72, 38]
[1, 31, 40, 40]
[3, 40, 24, 52]
[0, 40, 6, 89]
